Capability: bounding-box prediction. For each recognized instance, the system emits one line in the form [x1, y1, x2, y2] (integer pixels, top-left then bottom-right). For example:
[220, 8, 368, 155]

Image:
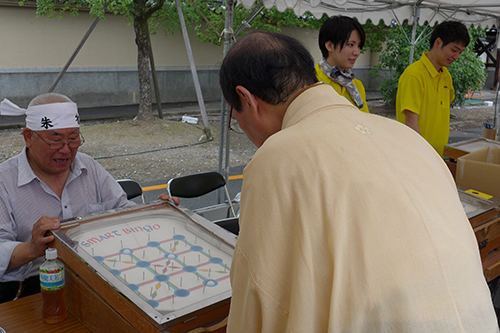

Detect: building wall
[0, 3, 497, 108]
[0, 4, 225, 107]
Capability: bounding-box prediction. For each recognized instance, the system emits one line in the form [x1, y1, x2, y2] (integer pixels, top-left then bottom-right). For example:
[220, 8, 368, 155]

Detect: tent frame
[215, 0, 500, 193]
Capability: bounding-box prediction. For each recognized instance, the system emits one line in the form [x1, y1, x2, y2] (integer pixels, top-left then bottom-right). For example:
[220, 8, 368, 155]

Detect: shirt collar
[421, 52, 441, 78]
[282, 82, 357, 129]
[17, 147, 86, 187]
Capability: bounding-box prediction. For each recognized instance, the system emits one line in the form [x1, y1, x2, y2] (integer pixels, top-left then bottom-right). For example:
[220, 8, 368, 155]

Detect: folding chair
[167, 171, 236, 217]
[213, 217, 239, 235]
[167, 172, 239, 235]
[117, 179, 145, 203]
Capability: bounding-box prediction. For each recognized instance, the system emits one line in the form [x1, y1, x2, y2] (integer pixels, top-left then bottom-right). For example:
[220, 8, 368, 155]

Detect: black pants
[0, 275, 40, 304]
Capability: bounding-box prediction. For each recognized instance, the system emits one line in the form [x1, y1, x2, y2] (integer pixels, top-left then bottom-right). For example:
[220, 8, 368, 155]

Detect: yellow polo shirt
[396, 52, 455, 156]
[316, 63, 370, 113]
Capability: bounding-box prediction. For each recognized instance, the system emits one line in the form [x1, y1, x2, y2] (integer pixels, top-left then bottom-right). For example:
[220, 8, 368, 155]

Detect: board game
[52, 202, 236, 326]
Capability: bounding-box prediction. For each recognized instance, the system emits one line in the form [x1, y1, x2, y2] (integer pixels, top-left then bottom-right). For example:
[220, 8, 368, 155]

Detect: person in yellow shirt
[396, 21, 470, 156]
[316, 16, 369, 113]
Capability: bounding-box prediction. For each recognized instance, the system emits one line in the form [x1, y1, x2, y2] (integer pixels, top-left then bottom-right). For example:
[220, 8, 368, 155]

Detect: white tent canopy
[237, 0, 500, 28]
[231, 0, 500, 71]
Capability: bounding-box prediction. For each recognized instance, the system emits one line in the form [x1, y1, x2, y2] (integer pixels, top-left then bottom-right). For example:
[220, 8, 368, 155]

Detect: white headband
[0, 98, 80, 130]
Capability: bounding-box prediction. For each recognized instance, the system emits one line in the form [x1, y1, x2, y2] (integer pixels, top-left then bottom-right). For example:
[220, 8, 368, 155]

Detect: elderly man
[220, 32, 498, 332]
[0, 93, 177, 304]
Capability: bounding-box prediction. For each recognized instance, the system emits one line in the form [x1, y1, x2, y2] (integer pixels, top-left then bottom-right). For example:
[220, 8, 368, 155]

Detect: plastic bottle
[40, 248, 67, 324]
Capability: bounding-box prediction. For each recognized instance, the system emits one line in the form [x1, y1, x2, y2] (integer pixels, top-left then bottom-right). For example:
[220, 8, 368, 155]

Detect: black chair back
[167, 172, 225, 198]
[117, 179, 144, 202]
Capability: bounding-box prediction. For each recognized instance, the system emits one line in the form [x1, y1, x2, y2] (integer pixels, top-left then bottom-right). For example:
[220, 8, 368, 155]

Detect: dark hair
[430, 21, 470, 49]
[219, 31, 317, 111]
[318, 16, 366, 59]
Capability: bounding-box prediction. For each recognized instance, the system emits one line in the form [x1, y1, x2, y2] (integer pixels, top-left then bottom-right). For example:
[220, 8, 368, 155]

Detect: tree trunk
[133, 15, 155, 122]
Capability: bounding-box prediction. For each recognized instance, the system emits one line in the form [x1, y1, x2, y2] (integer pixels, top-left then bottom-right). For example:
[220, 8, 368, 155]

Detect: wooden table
[460, 189, 500, 282]
[0, 293, 90, 332]
[445, 139, 500, 281]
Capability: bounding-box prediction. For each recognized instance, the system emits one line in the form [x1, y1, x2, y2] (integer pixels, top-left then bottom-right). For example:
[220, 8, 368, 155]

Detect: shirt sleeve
[356, 80, 370, 113]
[90, 158, 134, 211]
[228, 141, 310, 331]
[0, 186, 31, 281]
[397, 72, 424, 116]
[450, 79, 455, 103]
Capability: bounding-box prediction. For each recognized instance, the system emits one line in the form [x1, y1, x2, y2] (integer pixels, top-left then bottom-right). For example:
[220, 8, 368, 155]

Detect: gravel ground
[0, 101, 497, 184]
[0, 114, 257, 184]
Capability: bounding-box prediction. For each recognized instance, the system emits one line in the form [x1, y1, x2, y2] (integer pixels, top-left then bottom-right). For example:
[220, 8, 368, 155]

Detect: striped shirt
[0, 147, 133, 282]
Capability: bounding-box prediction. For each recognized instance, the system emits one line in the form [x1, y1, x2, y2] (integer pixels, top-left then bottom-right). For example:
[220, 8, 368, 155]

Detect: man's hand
[8, 216, 60, 270]
[30, 216, 60, 258]
[157, 193, 180, 206]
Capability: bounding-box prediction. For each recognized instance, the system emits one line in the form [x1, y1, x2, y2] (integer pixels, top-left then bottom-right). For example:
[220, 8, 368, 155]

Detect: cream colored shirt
[227, 84, 498, 332]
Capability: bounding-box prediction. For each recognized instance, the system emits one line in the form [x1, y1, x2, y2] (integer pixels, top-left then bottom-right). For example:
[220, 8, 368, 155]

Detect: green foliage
[153, 3, 327, 46]
[362, 19, 387, 53]
[371, 22, 487, 107]
[154, 3, 386, 50]
[448, 27, 488, 106]
[21, 0, 386, 53]
[370, 23, 429, 105]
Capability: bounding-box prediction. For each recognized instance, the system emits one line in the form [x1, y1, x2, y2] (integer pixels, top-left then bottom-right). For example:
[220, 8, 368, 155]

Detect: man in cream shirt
[219, 31, 498, 332]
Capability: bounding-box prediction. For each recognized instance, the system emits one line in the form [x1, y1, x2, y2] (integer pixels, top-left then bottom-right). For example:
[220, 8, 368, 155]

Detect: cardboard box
[456, 147, 500, 199]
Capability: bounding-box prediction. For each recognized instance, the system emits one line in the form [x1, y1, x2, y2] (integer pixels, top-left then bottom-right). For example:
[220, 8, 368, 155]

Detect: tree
[23, 0, 386, 119]
[154, 4, 325, 44]
[371, 22, 487, 107]
[448, 27, 488, 106]
[130, 0, 165, 121]
[23, 0, 165, 122]
[155, 4, 385, 52]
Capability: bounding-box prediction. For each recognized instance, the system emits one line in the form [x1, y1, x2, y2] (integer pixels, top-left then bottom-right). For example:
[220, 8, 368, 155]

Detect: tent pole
[233, 2, 265, 37]
[149, 37, 163, 119]
[408, 5, 420, 65]
[48, 16, 101, 92]
[217, 0, 235, 204]
[175, 0, 212, 140]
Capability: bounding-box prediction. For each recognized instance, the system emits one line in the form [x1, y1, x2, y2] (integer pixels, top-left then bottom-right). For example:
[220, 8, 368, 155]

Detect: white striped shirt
[0, 147, 133, 281]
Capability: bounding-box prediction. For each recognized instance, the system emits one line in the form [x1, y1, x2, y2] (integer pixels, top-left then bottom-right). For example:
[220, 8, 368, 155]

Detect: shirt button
[64, 206, 68, 209]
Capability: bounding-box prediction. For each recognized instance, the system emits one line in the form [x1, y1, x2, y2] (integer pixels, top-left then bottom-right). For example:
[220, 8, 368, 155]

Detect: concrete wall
[1, 3, 497, 108]
[0, 4, 225, 107]
[0, 4, 385, 108]
[0, 66, 222, 107]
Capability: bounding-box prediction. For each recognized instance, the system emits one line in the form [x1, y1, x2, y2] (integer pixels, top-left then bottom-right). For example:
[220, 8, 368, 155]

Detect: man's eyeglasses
[33, 131, 85, 150]
[228, 106, 245, 135]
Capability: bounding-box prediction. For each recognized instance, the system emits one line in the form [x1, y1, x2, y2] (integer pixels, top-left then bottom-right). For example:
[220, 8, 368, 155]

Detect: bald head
[219, 32, 317, 111]
[29, 93, 73, 107]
